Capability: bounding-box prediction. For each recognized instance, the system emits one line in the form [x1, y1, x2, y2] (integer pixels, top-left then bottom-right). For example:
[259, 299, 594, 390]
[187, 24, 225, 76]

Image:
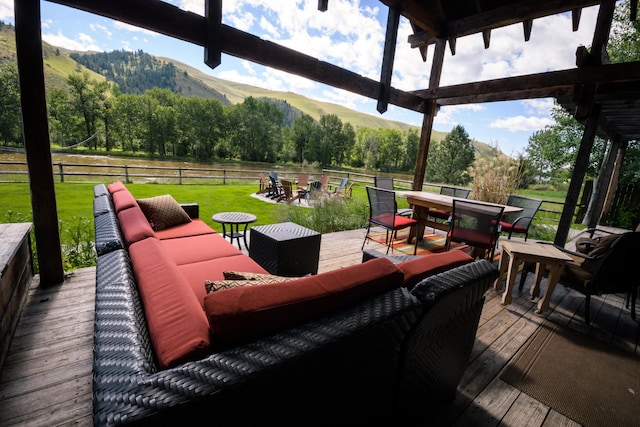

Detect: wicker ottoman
[249, 222, 321, 276]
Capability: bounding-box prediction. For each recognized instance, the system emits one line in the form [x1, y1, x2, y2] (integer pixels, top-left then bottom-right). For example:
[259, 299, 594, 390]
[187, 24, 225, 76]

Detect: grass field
[1, 180, 573, 271]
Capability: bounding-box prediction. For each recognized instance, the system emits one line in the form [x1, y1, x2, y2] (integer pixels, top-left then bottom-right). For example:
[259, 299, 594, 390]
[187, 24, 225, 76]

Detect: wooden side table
[212, 212, 257, 250]
[493, 240, 573, 314]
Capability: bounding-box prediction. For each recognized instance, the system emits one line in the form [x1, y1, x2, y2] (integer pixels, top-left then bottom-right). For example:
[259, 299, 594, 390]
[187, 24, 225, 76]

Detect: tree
[527, 103, 607, 185]
[0, 63, 21, 145]
[426, 124, 475, 185]
[226, 97, 283, 162]
[66, 71, 111, 149]
[289, 114, 318, 164]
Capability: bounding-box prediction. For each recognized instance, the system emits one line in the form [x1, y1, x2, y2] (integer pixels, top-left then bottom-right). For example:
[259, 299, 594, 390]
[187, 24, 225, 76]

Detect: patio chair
[499, 195, 543, 240]
[551, 231, 640, 324]
[319, 175, 331, 192]
[362, 186, 419, 255]
[332, 178, 349, 196]
[278, 179, 301, 204]
[268, 172, 283, 199]
[296, 173, 310, 200]
[445, 199, 504, 261]
[428, 186, 471, 222]
[258, 173, 269, 194]
[374, 176, 413, 217]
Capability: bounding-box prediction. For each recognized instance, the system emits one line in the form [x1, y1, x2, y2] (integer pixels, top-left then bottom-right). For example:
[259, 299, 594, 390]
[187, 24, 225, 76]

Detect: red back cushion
[204, 257, 404, 348]
[129, 237, 212, 369]
[107, 181, 127, 194]
[398, 250, 474, 289]
[112, 189, 138, 214]
[117, 207, 156, 246]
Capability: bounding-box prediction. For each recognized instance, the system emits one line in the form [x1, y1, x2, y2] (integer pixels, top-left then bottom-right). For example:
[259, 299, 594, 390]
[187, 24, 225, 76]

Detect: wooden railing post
[179, 167, 182, 185]
[58, 163, 64, 183]
[223, 169, 226, 185]
[125, 165, 129, 183]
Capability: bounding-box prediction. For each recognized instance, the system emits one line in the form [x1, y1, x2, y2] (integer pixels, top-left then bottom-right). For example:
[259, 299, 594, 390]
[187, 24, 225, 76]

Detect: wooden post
[14, 0, 64, 285]
[412, 38, 446, 191]
[555, 103, 602, 246]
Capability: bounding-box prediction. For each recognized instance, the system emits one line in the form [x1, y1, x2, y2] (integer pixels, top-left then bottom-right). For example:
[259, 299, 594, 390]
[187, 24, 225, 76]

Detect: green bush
[277, 196, 368, 233]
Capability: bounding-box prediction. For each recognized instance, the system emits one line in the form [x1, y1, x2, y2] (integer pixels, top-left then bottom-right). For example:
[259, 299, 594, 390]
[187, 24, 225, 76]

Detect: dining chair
[445, 199, 504, 261]
[499, 195, 542, 241]
[374, 176, 413, 217]
[362, 186, 419, 255]
[428, 186, 471, 222]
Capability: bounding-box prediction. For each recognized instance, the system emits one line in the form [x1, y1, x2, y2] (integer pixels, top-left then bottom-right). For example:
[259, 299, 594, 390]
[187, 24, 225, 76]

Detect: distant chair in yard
[268, 172, 282, 199]
[333, 178, 350, 197]
[319, 175, 331, 192]
[499, 195, 542, 241]
[362, 186, 419, 255]
[445, 199, 504, 261]
[258, 173, 269, 194]
[296, 173, 310, 200]
[278, 179, 301, 204]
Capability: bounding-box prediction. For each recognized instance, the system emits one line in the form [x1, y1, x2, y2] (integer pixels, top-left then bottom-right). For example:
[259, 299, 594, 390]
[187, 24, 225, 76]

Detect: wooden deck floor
[0, 228, 638, 426]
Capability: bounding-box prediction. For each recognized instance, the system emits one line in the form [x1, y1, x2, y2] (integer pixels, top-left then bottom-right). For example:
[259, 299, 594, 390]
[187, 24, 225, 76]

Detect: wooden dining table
[396, 190, 523, 243]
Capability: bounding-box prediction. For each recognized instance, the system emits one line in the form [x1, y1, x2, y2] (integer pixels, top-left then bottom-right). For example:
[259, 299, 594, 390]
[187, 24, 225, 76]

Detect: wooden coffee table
[493, 239, 573, 314]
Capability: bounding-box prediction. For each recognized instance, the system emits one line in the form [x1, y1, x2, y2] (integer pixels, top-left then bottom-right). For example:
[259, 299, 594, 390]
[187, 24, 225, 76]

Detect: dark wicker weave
[91, 184, 498, 426]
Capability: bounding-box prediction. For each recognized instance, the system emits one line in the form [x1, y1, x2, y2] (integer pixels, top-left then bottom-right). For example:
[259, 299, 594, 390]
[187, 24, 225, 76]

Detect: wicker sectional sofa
[91, 182, 499, 426]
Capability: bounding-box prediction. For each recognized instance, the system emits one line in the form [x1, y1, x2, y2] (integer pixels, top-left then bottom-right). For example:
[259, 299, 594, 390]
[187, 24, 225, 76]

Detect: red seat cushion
[155, 219, 216, 240]
[398, 250, 474, 289]
[178, 255, 269, 306]
[160, 233, 242, 265]
[203, 257, 404, 348]
[107, 181, 127, 194]
[129, 237, 212, 369]
[499, 221, 526, 234]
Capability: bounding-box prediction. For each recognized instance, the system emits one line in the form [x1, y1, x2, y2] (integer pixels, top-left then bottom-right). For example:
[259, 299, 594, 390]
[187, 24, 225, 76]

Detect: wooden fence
[1, 161, 576, 225]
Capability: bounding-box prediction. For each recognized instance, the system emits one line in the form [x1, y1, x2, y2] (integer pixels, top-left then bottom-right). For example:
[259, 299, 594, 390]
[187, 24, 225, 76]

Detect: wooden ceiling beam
[399, 0, 601, 46]
[413, 61, 640, 104]
[380, 0, 446, 35]
[204, 0, 222, 69]
[46, 0, 425, 113]
[378, 7, 401, 113]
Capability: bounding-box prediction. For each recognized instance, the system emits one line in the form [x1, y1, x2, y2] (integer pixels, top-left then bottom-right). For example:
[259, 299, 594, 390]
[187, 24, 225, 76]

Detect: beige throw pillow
[205, 271, 298, 294]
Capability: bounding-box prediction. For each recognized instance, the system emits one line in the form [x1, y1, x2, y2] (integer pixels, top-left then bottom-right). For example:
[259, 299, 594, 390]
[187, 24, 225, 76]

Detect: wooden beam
[571, 8, 582, 31]
[204, 0, 222, 69]
[523, 19, 533, 41]
[482, 29, 491, 49]
[412, 61, 640, 105]
[15, 0, 65, 285]
[47, 0, 425, 113]
[632, 0, 638, 21]
[382, 0, 602, 45]
[318, 0, 328, 12]
[413, 38, 446, 192]
[378, 7, 401, 114]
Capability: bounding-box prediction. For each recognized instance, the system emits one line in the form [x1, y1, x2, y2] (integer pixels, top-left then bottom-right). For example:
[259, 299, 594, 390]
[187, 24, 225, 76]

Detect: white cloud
[434, 104, 485, 126]
[42, 31, 101, 52]
[522, 98, 555, 115]
[490, 115, 554, 132]
[113, 21, 158, 37]
[90, 23, 112, 38]
[0, 0, 12, 21]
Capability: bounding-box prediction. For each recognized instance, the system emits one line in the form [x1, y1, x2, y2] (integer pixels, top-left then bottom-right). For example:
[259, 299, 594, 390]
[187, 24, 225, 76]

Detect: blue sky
[1, 0, 601, 155]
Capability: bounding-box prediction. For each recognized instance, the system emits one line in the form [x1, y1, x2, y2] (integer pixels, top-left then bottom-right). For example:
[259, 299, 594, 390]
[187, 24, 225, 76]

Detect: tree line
[0, 62, 479, 181]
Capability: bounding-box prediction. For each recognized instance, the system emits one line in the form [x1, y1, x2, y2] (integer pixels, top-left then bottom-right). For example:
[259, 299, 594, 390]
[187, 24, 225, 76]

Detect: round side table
[211, 212, 257, 250]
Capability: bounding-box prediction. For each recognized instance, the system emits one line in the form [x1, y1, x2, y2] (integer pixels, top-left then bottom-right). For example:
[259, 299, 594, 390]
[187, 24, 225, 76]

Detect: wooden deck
[0, 228, 638, 426]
